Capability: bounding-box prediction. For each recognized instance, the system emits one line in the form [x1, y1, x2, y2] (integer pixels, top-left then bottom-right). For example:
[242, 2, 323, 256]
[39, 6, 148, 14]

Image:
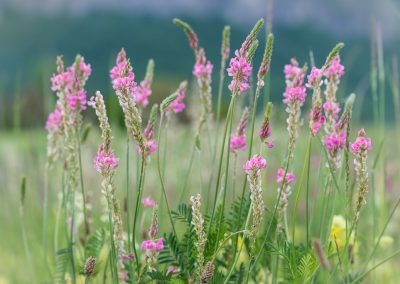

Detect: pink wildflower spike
[134, 82, 151, 107]
[350, 128, 372, 154]
[283, 86, 307, 105]
[94, 147, 118, 174]
[284, 58, 301, 80]
[51, 72, 71, 92]
[306, 66, 322, 88]
[325, 131, 346, 153]
[243, 154, 267, 174]
[230, 134, 246, 153]
[45, 106, 63, 130]
[142, 197, 156, 208]
[167, 266, 179, 275]
[276, 167, 296, 184]
[324, 56, 345, 78]
[110, 49, 136, 96]
[156, 238, 164, 252]
[323, 101, 341, 118]
[193, 48, 213, 79]
[309, 107, 325, 136]
[227, 50, 252, 95]
[168, 81, 187, 114]
[79, 60, 92, 78]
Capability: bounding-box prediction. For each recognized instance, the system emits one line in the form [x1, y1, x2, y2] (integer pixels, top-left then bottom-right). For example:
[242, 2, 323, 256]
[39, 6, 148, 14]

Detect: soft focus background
[0, 0, 400, 127]
[1, 0, 400, 283]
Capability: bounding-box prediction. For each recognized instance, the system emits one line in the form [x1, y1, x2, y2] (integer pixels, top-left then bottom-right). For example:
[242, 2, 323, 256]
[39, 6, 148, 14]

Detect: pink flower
[110, 49, 136, 96]
[94, 147, 118, 174]
[193, 61, 213, 79]
[243, 154, 267, 174]
[276, 167, 295, 184]
[306, 66, 322, 88]
[134, 82, 152, 107]
[227, 50, 252, 95]
[156, 238, 164, 251]
[167, 266, 179, 275]
[142, 197, 156, 208]
[309, 108, 325, 136]
[350, 128, 372, 154]
[230, 134, 246, 153]
[121, 253, 134, 261]
[79, 60, 92, 78]
[323, 101, 340, 117]
[45, 106, 62, 130]
[324, 56, 345, 78]
[325, 131, 346, 153]
[283, 86, 307, 105]
[66, 90, 87, 111]
[51, 72, 71, 92]
[137, 139, 158, 157]
[141, 239, 163, 252]
[168, 82, 187, 114]
[284, 58, 301, 80]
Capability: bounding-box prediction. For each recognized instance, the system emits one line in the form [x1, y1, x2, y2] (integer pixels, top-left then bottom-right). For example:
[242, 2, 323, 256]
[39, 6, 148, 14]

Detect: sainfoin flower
[142, 197, 156, 208]
[325, 131, 346, 153]
[141, 239, 164, 252]
[168, 81, 187, 114]
[193, 49, 213, 79]
[283, 86, 307, 105]
[134, 82, 151, 107]
[110, 49, 136, 96]
[94, 146, 119, 174]
[309, 108, 325, 136]
[230, 134, 246, 153]
[66, 90, 87, 111]
[284, 58, 302, 80]
[227, 50, 252, 95]
[244, 154, 267, 253]
[276, 167, 295, 184]
[306, 66, 322, 88]
[243, 154, 267, 174]
[324, 56, 345, 78]
[45, 106, 63, 130]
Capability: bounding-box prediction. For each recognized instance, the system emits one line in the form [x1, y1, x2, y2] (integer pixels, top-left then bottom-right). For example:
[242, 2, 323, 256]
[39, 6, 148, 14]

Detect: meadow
[1, 18, 400, 284]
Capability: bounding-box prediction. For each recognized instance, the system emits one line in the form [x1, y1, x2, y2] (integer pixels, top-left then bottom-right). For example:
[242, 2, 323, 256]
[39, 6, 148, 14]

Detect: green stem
[178, 143, 196, 204]
[291, 135, 311, 246]
[77, 127, 89, 238]
[131, 155, 146, 269]
[209, 95, 236, 231]
[156, 114, 178, 237]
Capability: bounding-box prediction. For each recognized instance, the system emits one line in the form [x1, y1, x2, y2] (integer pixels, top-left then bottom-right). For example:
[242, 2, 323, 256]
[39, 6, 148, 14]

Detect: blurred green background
[1, 0, 400, 128]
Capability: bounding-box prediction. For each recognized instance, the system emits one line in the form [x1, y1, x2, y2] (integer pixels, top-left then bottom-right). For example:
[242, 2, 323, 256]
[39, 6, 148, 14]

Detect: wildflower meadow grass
[1, 17, 400, 284]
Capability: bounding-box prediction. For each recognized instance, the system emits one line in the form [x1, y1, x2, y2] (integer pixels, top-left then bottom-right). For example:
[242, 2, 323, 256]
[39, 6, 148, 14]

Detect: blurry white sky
[1, 0, 400, 39]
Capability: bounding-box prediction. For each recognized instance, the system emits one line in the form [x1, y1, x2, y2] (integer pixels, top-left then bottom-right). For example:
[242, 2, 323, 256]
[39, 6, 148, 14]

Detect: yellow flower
[378, 235, 394, 251]
[329, 215, 354, 251]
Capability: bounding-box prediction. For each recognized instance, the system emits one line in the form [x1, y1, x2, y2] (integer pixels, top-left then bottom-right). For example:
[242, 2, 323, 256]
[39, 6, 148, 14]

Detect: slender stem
[131, 155, 146, 269]
[125, 138, 131, 252]
[306, 140, 312, 248]
[291, 135, 312, 245]
[178, 143, 196, 204]
[106, 181, 119, 283]
[42, 166, 49, 270]
[156, 114, 178, 237]
[209, 95, 236, 230]
[77, 127, 89, 238]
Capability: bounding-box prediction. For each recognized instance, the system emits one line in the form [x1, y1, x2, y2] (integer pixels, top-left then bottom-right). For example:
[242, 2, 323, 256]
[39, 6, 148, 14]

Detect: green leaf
[53, 248, 71, 283]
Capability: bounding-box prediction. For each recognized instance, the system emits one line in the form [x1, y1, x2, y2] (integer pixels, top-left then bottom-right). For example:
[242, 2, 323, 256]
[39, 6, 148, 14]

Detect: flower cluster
[167, 81, 187, 114]
[259, 103, 274, 148]
[134, 59, 154, 107]
[325, 131, 346, 169]
[142, 239, 164, 252]
[276, 167, 296, 232]
[230, 108, 248, 153]
[244, 154, 267, 252]
[329, 215, 355, 252]
[110, 49, 136, 96]
[190, 194, 207, 278]
[45, 105, 63, 131]
[243, 154, 267, 174]
[306, 66, 325, 137]
[351, 129, 372, 224]
[142, 197, 156, 208]
[94, 147, 118, 175]
[324, 56, 345, 79]
[110, 49, 144, 150]
[227, 50, 252, 95]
